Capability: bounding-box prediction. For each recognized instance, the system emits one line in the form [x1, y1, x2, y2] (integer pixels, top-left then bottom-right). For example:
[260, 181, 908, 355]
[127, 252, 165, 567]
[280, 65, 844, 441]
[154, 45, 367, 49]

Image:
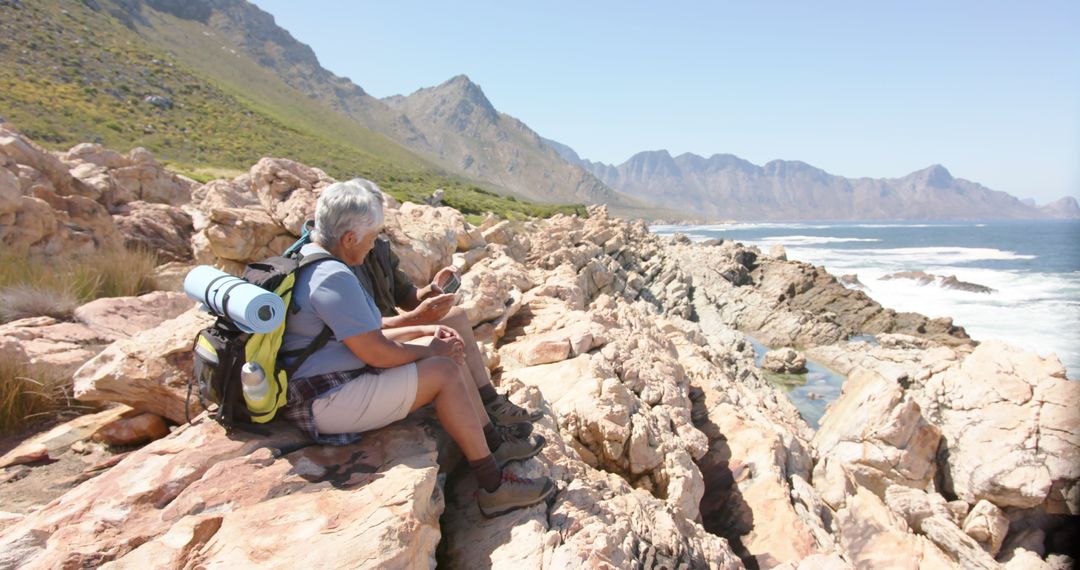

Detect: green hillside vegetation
[0, 0, 583, 219]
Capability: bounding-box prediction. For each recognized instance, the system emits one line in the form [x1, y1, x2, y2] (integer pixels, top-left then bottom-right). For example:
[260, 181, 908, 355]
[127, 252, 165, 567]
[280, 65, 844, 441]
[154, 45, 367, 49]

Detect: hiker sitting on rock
[354, 224, 541, 429]
[281, 178, 554, 517]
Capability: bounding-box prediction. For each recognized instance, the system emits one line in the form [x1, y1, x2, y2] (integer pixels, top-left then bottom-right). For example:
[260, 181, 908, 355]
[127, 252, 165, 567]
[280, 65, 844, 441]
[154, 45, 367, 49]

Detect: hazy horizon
[251, 0, 1079, 204]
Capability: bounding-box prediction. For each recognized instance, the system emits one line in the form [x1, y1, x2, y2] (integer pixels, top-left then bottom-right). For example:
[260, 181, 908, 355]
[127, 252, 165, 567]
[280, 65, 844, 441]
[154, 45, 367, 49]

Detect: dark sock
[479, 383, 499, 405]
[470, 454, 502, 492]
[483, 422, 502, 451]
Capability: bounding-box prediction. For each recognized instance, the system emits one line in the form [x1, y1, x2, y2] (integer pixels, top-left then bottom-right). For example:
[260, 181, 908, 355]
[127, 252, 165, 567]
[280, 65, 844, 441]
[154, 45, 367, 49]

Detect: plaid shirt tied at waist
[283, 366, 380, 446]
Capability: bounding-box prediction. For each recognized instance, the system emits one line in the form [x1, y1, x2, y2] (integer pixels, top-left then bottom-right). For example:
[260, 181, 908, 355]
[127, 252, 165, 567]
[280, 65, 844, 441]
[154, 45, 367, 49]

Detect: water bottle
[240, 362, 272, 413]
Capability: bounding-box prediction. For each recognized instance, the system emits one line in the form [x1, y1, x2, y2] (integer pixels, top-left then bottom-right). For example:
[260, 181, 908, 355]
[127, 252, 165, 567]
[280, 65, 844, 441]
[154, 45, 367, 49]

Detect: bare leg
[406, 337, 491, 425]
[409, 356, 489, 460]
[439, 306, 492, 390]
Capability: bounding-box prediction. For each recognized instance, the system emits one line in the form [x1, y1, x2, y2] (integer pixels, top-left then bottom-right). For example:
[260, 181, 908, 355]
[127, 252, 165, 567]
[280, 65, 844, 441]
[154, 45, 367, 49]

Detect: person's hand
[432, 325, 463, 350]
[411, 293, 455, 324]
[428, 336, 465, 366]
[418, 267, 458, 301]
[431, 267, 458, 292]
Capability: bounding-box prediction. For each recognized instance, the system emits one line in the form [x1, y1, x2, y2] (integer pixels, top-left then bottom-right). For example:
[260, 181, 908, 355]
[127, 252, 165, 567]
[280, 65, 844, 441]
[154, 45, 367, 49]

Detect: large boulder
[384, 203, 480, 286]
[0, 127, 123, 253]
[72, 308, 214, 423]
[914, 340, 1079, 513]
[72, 291, 193, 340]
[0, 317, 115, 376]
[108, 147, 197, 206]
[0, 416, 444, 569]
[813, 368, 942, 501]
[0, 293, 191, 377]
[248, 157, 331, 235]
[111, 201, 194, 262]
[761, 347, 808, 373]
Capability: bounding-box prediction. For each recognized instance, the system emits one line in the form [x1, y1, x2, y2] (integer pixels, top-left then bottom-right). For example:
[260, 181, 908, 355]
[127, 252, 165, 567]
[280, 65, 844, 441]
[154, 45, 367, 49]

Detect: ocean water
[654, 220, 1080, 382]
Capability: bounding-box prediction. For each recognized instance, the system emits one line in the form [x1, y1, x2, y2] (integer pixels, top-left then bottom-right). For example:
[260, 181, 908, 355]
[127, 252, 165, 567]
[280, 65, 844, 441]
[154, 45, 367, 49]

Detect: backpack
[188, 227, 338, 429]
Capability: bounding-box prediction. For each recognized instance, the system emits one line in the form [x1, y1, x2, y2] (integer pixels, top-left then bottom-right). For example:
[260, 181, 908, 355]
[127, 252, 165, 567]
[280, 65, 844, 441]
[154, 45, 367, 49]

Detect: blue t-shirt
[282, 243, 382, 379]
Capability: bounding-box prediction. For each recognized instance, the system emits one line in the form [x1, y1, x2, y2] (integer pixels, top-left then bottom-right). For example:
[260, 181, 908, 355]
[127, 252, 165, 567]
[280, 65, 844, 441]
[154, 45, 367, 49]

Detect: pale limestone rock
[204, 206, 294, 268]
[1003, 549, 1054, 570]
[0, 512, 23, 534]
[441, 389, 741, 570]
[696, 396, 823, 567]
[382, 202, 468, 285]
[0, 126, 85, 198]
[884, 486, 999, 569]
[248, 157, 330, 235]
[482, 219, 513, 246]
[153, 261, 195, 292]
[962, 499, 1010, 556]
[0, 416, 443, 570]
[834, 487, 956, 569]
[0, 128, 132, 252]
[0, 443, 47, 469]
[60, 143, 127, 169]
[761, 347, 808, 373]
[772, 554, 852, 570]
[915, 340, 1078, 513]
[499, 321, 607, 367]
[111, 200, 194, 262]
[813, 368, 941, 496]
[105, 147, 196, 206]
[188, 176, 259, 218]
[73, 308, 215, 423]
[3, 406, 131, 458]
[457, 252, 532, 327]
[31, 185, 119, 247]
[73, 291, 192, 340]
[0, 167, 20, 218]
[0, 316, 114, 375]
[2, 195, 58, 251]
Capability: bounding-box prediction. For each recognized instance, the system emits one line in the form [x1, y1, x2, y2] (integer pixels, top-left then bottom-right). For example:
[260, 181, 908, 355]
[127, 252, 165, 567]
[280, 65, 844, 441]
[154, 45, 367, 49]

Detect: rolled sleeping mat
[183, 265, 286, 334]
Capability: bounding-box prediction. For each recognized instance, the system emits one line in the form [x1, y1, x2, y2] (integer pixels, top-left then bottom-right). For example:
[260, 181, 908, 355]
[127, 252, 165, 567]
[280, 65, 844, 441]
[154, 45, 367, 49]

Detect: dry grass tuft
[0, 247, 160, 324]
[0, 285, 79, 323]
[0, 357, 82, 434]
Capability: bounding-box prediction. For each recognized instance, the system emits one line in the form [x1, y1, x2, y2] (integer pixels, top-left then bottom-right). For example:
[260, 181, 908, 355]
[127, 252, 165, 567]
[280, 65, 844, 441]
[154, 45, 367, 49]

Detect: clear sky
[250, 1, 1079, 203]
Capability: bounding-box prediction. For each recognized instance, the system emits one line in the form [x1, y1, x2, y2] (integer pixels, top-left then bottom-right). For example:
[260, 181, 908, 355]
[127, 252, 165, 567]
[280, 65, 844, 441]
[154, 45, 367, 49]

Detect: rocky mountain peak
[427, 74, 499, 119]
[909, 163, 955, 187]
[625, 149, 681, 179]
[1040, 196, 1080, 218]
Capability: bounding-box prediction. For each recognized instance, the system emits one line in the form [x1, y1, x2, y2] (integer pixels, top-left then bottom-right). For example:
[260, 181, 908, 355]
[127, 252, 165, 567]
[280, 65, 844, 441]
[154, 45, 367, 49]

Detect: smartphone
[440, 272, 461, 294]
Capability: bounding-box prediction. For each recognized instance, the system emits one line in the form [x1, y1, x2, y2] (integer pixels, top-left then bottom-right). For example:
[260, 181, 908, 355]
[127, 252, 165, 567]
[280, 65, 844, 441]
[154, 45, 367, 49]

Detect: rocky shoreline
[0, 125, 1076, 568]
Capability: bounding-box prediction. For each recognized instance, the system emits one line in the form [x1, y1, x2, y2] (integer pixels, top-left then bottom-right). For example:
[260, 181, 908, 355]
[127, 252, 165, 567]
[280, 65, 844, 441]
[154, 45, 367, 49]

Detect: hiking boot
[486, 392, 542, 425]
[494, 432, 546, 468]
[477, 471, 556, 518]
[495, 419, 533, 440]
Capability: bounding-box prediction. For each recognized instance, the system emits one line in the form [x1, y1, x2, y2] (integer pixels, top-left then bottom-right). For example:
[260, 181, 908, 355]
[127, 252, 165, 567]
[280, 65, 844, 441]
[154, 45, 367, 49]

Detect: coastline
[0, 126, 1076, 567]
[652, 220, 1080, 382]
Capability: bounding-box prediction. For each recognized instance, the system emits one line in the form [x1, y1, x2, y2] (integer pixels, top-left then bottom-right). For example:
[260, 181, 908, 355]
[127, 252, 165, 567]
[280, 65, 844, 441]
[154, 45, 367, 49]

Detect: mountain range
[546, 143, 1080, 221]
[3, 0, 1075, 221]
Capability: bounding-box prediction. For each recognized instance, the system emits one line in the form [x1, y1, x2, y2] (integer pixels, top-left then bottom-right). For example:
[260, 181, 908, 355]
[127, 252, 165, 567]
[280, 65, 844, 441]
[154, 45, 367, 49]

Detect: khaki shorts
[311, 363, 418, 435]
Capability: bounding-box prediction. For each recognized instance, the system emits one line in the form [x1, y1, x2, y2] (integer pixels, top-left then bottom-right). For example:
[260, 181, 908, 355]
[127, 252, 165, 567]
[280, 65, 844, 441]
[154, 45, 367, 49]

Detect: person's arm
[381, 325, 436, 343]
[381, 294, 456, 328]
[343, 327, 462, 368]
[307, 266, 460, 368]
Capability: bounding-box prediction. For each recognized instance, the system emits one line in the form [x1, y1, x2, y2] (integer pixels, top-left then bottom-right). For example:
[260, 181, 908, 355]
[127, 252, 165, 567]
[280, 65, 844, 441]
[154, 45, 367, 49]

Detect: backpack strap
[281, 325, 334, 379]
[278, 252, 341, 378]
[297, 250, 338, 267]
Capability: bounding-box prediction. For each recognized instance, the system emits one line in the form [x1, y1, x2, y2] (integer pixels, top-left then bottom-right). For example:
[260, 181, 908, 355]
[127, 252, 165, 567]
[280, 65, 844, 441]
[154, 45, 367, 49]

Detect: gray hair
[312, 178, 385, 249]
